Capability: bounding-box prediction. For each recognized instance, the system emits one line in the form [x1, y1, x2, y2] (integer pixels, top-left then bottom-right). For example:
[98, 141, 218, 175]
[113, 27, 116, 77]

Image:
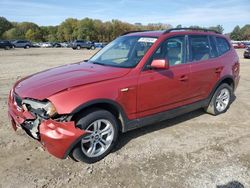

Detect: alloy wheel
[215, 88, 230, 112]
[81, 119, 114, 158]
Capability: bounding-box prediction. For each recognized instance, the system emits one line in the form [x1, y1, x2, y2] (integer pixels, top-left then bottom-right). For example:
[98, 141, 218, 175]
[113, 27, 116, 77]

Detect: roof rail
[121, 30, 150, 36]
[163, 27, 221, 34]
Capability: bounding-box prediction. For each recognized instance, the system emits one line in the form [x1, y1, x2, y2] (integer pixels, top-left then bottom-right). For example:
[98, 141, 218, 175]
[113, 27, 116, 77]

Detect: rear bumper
[8, 97, 86, 159]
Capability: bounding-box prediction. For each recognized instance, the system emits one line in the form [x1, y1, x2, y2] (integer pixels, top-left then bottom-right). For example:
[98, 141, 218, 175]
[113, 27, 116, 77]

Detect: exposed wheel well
[206, 76, 235, 107]
[220, 77, 234, 91]
[71, 103, 125, 132]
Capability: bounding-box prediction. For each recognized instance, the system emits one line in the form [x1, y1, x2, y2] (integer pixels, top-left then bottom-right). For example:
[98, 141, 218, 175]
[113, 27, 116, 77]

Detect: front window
[150, 36, 185, 66]
[89, 36, 157, 68]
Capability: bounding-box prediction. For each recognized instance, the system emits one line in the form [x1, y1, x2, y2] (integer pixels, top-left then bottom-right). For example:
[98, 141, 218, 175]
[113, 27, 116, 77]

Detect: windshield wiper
[90, 61, 107, 66]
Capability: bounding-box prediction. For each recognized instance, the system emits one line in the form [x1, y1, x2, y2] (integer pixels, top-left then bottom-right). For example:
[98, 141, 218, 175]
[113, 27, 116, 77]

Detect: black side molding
[124, 99, 209, 132]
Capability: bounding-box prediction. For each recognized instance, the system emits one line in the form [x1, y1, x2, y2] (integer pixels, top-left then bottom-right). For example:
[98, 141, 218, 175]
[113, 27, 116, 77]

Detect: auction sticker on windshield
[138, 37, 157, 43]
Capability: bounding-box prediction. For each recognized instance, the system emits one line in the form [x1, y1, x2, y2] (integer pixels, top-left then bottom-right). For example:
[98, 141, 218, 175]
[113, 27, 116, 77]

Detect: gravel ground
[0, 48, 249, 188]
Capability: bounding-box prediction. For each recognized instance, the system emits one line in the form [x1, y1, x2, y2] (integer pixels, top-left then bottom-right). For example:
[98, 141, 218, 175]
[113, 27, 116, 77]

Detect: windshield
[89, 36, 157, 68]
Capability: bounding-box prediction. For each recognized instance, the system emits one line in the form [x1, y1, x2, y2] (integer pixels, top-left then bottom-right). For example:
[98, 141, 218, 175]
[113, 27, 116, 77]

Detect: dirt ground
[0, 48, 249, 188]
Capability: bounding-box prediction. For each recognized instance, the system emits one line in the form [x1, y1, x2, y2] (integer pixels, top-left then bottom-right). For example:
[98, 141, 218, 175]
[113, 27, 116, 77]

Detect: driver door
[137, 35, 192, 118]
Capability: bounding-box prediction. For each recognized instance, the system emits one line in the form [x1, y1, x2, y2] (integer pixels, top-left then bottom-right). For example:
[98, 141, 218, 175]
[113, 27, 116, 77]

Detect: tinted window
[216, 37, 230, 55]
[209, 36, 218, 58]
[189, 35, 210, 61]
[151, 36, 185, 66]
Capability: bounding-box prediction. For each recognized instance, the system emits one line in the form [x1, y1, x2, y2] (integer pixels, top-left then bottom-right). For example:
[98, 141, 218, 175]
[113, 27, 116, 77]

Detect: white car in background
[41, 42, 53, 48]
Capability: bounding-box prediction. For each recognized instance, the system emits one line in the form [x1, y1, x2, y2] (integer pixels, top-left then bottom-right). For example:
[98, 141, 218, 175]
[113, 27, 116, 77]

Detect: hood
[14, 62, 131, 100]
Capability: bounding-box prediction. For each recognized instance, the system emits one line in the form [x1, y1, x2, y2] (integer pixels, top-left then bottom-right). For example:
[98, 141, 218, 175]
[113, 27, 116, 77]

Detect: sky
[0, 0, 249, 33]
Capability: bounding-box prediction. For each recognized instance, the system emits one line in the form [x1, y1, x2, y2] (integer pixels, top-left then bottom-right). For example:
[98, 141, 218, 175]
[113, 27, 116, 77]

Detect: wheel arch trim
[208, 75, 235, 102]
[70, 99, 129, 132]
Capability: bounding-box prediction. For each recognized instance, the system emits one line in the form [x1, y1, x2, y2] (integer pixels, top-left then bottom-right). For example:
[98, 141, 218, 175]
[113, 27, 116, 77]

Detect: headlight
[43, 102, 57, 117]
[22, 99, 57, 118]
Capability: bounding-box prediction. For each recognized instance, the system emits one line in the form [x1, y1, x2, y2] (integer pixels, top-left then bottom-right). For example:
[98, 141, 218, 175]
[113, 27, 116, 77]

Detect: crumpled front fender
[39, 119, 87, 159]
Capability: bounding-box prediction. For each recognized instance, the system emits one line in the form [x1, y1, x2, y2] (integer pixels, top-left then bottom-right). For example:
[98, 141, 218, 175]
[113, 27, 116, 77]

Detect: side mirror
[150, 59, 169, 69]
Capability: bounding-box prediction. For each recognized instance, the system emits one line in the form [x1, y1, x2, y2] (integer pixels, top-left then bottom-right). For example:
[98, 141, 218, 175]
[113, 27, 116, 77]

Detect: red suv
[8, 28, 240, 163]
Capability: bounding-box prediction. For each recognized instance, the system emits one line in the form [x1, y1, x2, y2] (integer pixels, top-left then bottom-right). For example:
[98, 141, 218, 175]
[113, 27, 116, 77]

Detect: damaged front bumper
[39, 119, 86, 158]
[8, 93, 87, 159]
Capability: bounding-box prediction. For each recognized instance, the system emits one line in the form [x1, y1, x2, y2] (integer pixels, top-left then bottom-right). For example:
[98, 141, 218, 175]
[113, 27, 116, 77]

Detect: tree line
[0, 17, 171, 42]
[230, 25, 250, 41]
[0, 16, 249, 42]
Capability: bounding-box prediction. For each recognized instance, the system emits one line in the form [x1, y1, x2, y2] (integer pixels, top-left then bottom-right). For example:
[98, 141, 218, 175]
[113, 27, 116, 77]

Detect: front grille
[14, 93, 22, 109]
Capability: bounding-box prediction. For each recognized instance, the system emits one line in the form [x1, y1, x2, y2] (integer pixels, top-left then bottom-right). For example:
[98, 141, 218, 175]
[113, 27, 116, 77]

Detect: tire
[25, 45, 30, 49]
[91, 45, 96, 50]
[5, 46, 10, 50]
[204, 83, 233, 115]
[71, 109, 119, 163]
[76, 45, 81, 50]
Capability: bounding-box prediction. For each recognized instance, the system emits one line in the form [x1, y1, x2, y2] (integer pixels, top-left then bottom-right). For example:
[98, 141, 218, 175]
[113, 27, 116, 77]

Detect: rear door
[15, 41, 21, 47]
[16, 41, 24, 47]
[188, 35, 221, 102]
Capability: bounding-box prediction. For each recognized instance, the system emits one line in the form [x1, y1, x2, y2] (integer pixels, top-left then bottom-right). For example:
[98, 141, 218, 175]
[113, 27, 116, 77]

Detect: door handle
[120, 88, 129, 92]
[215, 67, 223, 73]
[179, 75, 188, 81]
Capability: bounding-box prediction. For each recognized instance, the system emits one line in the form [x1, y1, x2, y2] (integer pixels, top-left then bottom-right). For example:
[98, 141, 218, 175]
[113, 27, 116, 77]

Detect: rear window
[216, 37, 230, 55]
[17, 40, 27, 43]
[189, 35, 210, 61]
[209, 36, 218, 58]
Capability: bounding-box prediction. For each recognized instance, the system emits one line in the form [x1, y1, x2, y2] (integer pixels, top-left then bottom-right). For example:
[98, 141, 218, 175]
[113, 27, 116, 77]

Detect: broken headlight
[22, 99, 57, 118]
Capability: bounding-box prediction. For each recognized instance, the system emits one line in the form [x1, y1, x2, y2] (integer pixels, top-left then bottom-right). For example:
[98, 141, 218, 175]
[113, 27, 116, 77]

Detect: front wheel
[204, 83, 233, 115]
[71, 109, 119, 163]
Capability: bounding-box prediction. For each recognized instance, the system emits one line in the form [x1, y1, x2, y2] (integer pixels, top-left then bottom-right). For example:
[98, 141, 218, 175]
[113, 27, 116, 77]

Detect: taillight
[233, 61, 240, 75]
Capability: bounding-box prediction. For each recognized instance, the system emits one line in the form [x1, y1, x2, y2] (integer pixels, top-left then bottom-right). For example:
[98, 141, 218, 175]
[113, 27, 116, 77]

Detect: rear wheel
[204, 83, 233, 115]
[25, 45, 30, 49]
[91, 45, 96, 50]
[76, 45, 81, 50]
[71, 109, 119, 163]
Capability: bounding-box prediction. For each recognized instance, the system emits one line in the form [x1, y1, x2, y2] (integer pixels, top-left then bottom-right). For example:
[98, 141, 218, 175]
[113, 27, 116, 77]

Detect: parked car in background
[0, 40, 13, 50]
[71, 40, 96, 50]
[243, 42, 250, 48]
[232, 42, 246, 49]
[32, 42, 41, 48]
[94, 42, 102, 48]
[94, 42, 108, 48]
[8, 28, 240, 163]
[12, 40, 33, 49]
[52, 42, 62, 48]
[244, 47, 250, 58]
[40, 42, 53, 48]
[60, 42, 70, 48]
